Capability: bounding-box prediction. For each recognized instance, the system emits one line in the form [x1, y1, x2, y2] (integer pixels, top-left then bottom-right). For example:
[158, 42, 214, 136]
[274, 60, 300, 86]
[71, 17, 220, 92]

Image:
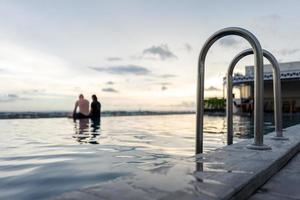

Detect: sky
[0, 0, 300, 111]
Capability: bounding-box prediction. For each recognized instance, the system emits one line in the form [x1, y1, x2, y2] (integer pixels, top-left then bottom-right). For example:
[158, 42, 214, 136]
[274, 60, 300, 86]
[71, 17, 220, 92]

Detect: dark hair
[92, 94, 97, 101]
[79, 94, 84, 98]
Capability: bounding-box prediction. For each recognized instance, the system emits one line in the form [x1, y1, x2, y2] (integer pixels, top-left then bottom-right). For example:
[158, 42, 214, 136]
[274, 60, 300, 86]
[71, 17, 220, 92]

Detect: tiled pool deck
[249, 152, 300, 200]
[52, 124, 300, 200]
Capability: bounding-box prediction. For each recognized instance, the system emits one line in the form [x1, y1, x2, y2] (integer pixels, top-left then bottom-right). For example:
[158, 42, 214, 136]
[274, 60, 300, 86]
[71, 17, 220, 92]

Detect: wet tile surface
[249, 153, 300, 200]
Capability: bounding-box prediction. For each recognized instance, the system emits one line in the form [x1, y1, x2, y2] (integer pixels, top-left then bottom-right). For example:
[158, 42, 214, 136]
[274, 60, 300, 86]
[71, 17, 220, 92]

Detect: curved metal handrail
[227, 49, 288, 145]
[196, 27, 267, 154]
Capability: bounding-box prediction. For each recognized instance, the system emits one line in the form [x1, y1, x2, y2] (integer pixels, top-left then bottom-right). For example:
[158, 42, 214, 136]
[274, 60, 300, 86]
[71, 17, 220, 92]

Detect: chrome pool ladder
[226, 49, 288, 145]
[195, 27, 286, 154]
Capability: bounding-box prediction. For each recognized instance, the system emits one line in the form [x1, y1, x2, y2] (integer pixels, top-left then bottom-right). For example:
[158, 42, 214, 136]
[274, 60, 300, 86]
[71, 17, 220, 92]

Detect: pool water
[0, 114, 299, 200]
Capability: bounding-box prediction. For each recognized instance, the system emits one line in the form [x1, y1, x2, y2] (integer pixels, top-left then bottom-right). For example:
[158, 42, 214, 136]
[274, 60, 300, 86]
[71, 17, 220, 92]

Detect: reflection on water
[73, 118, 101, 144]
[0, 114, 299, 200]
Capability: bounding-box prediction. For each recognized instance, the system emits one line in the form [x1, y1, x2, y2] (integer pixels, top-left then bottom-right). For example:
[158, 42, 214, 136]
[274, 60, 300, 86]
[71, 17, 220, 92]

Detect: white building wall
[245, 61, 300, 76]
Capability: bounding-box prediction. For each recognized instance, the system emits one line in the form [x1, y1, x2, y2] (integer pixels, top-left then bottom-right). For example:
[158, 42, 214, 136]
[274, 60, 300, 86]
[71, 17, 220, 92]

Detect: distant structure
[227, 61, 300, 113]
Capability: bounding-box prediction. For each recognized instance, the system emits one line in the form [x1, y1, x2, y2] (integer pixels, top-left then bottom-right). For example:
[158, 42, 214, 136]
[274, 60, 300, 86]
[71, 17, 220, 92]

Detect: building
[230, 61, 300, 113]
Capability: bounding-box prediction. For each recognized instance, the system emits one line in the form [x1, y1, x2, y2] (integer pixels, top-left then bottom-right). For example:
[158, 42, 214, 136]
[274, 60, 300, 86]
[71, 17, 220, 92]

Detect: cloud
[218, 37, 240, 47]
[156, 82, 172, 86]
[106, 81, 114, 85]
[159, 74, 177, 78]
[152, 82, 171, 91]
[22, 89, 45, 94]
[0, 68, 8, 75]
[142, 44, 177, 60]
[160, 82, 171, 91]
[205, 86, 221, 91]
[251, 14, 281, 34]
[106, 57, 123, 61]
[0, 94, 29, 102]
[277, 48, 300, 56]
[8, 94, 18, 98]
[258, 14, 281, 23]
[90, 65, 151, 75]
[0, 40, 73, 79]
[102, 87, 119, 93]
[266, 14, 281, 21]
[184, 43, 192, 52]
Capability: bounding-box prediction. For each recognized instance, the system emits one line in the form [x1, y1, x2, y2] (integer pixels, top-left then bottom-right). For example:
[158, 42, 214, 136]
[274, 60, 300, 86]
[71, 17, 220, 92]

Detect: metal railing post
[226, 49, 288, 144]
[227, 71, 234, 145]
[196, 27, 267, 154]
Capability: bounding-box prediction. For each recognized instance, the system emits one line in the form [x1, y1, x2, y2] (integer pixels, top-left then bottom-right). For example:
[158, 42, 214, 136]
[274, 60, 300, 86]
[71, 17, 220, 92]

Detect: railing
[226, 49, 288, 145]
[196, 27, 271, 154]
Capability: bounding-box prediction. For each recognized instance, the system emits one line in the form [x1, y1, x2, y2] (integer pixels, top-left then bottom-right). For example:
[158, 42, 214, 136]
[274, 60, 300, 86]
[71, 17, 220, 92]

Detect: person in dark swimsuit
[90, 94, 101, 119]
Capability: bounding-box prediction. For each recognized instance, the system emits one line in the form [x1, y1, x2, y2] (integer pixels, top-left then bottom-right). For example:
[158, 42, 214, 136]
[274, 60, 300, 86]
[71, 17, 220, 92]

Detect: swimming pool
[0, 114, 299, 199]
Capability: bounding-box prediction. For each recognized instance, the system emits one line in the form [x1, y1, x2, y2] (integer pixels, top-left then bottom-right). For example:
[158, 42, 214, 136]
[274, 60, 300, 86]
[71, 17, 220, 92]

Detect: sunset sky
[0, 0, 300, 111]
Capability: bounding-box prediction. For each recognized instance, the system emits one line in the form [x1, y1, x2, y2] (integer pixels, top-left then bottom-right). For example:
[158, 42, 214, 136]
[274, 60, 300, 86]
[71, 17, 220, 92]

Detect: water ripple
[0, 114, 299, 200]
